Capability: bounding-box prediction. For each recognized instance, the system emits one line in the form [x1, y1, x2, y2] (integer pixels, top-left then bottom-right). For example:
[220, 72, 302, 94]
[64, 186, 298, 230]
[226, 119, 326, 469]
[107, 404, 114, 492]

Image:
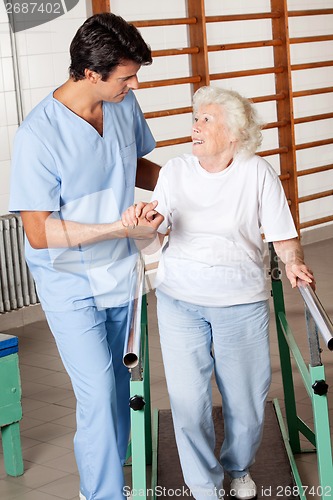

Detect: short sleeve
[9, 126, 61, 213]
[132, 95, 155, 158]
[259, 165, 298, 242]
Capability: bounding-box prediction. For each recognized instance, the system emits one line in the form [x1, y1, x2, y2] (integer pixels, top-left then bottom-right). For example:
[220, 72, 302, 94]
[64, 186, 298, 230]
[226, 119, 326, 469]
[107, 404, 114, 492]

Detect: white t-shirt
[152, 153, 298, 307]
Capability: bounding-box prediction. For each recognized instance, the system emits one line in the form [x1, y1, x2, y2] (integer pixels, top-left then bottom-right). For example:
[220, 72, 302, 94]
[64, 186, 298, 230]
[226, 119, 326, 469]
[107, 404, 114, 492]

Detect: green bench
[0, 333, 24, 476]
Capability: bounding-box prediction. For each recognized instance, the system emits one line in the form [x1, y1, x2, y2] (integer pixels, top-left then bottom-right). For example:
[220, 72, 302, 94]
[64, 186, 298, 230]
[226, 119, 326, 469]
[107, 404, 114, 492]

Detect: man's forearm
[21, 201, 162, 250]
[44, 217, 127, 249]
[21, 211, 132, 249]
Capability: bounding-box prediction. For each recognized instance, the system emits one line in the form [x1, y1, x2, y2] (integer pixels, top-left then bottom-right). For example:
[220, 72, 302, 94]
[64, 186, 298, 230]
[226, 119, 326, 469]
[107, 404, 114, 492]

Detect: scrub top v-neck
[9, 89, 155, 312]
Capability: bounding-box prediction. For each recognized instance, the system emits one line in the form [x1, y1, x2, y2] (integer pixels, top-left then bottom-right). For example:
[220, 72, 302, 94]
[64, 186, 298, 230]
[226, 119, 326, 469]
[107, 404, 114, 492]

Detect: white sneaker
[79, 493, 86, 500]
[230, 473, 257, 499]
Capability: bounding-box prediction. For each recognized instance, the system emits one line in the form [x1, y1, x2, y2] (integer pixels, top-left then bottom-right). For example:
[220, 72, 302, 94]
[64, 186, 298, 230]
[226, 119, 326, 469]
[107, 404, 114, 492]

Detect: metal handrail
[269, 242, 333, 495]
[123, 256, 145, 369]
[297, 281, 333, 351]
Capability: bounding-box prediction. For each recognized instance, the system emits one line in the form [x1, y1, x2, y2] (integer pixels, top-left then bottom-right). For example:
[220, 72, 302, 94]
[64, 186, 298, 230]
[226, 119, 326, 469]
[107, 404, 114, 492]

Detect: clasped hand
[121, 200, 164, 239]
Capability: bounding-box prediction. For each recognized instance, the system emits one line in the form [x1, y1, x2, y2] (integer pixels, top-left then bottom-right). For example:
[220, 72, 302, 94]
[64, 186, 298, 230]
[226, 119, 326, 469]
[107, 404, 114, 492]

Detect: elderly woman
[123, 86, 314, 500]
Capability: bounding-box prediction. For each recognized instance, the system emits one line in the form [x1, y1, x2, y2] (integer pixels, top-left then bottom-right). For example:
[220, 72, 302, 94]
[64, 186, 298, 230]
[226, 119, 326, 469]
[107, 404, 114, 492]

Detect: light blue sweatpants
[45, 306, 130, 500]
[156, 290, 271, 500]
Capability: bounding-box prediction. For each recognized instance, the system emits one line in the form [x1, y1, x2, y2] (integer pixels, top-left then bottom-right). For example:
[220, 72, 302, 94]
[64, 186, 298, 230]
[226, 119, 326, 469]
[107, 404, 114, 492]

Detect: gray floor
[0, 238, 332, 499]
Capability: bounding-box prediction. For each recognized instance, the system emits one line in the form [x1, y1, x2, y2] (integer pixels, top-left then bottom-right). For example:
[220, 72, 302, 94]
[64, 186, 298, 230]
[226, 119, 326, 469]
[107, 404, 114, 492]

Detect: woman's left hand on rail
[285, 262, 316, 290]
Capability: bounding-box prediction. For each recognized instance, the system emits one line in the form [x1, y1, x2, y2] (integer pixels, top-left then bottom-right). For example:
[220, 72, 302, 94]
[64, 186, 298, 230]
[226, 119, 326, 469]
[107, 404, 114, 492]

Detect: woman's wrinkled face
[192, 103, 235, 159]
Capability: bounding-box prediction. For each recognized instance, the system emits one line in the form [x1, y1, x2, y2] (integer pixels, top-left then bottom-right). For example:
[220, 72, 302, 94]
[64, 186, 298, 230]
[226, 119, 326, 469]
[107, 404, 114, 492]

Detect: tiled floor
[0, 238, 332, 499]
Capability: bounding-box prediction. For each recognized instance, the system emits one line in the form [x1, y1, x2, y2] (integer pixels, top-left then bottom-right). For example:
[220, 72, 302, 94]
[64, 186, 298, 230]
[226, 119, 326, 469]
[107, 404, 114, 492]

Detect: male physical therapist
[9, 12, 163, 500]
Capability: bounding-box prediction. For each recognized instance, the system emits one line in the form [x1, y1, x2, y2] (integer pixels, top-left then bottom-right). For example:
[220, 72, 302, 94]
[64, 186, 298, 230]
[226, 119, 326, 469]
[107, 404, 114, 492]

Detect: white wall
[0, 10, 16, 214]
[0, 0, 91, 214]
[0, 0, 332, 236]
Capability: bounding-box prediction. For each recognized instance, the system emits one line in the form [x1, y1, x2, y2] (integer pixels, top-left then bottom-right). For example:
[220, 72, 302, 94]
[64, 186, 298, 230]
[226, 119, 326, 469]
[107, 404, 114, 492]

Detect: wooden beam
[186, 0, 210, 92]
[297, 164, 333, 177]
[208, 39, 283, 52]
[290, 34, 333, 44]
[92, 0, 110, 14]
[156, 136, 192, 148]
[132, 17, 197, 28]
[293, 86, 333, 98]
[152, 47, 200, 58]
[144, 107, 192, 120]
[299, 190, 333, 204]
[211, 65, 284, 80]
[205, 12, 281, 22]
[139, 75, 201, 90]
[288, 9, 333, 17]
[292, 60, 333, 71]
[258, 146, 289, 157]
[300, 215, 333, 229]
[296, 138, 333, 151]
[294, 112, 333, 124]
[270, 0, 299, 232]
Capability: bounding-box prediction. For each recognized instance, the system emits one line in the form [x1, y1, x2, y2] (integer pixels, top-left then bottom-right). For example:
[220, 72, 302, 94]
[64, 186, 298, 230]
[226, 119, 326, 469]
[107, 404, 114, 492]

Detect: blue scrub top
[9, 90, 155, 312]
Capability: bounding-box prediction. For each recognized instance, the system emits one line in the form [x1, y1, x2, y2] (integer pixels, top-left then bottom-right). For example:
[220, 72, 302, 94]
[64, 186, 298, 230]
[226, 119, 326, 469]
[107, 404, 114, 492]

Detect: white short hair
[192, 86, 264, 156]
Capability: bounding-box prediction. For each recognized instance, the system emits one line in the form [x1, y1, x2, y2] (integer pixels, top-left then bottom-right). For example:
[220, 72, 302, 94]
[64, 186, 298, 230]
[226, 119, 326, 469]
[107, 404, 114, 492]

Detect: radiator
[0, 214, 38, 313]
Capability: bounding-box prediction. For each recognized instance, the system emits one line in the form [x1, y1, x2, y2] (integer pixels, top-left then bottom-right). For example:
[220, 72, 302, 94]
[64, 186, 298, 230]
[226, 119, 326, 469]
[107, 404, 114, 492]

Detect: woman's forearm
[273, 238, 305, 266]
[273, 238, 314, 288]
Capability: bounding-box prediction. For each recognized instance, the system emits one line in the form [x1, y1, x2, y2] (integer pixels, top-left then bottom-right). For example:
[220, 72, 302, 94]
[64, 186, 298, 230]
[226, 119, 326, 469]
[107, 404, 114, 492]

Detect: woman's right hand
[121, 200, 164, 239]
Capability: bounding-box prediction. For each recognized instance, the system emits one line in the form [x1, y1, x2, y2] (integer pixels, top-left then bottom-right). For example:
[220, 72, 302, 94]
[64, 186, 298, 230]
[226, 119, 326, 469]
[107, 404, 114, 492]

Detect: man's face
[95, 60, 141, 102]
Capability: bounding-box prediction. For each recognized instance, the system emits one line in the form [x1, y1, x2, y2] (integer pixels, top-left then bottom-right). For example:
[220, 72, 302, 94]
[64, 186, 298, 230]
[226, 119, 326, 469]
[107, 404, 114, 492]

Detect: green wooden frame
[270, 243, 333, 499]
[127, 296, 152, 499]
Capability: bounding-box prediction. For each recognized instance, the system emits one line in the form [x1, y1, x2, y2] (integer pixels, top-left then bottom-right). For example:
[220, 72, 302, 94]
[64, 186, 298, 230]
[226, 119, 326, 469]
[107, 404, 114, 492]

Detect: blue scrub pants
[45, 306, 130, 500]
[156, 291, 271, 500]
